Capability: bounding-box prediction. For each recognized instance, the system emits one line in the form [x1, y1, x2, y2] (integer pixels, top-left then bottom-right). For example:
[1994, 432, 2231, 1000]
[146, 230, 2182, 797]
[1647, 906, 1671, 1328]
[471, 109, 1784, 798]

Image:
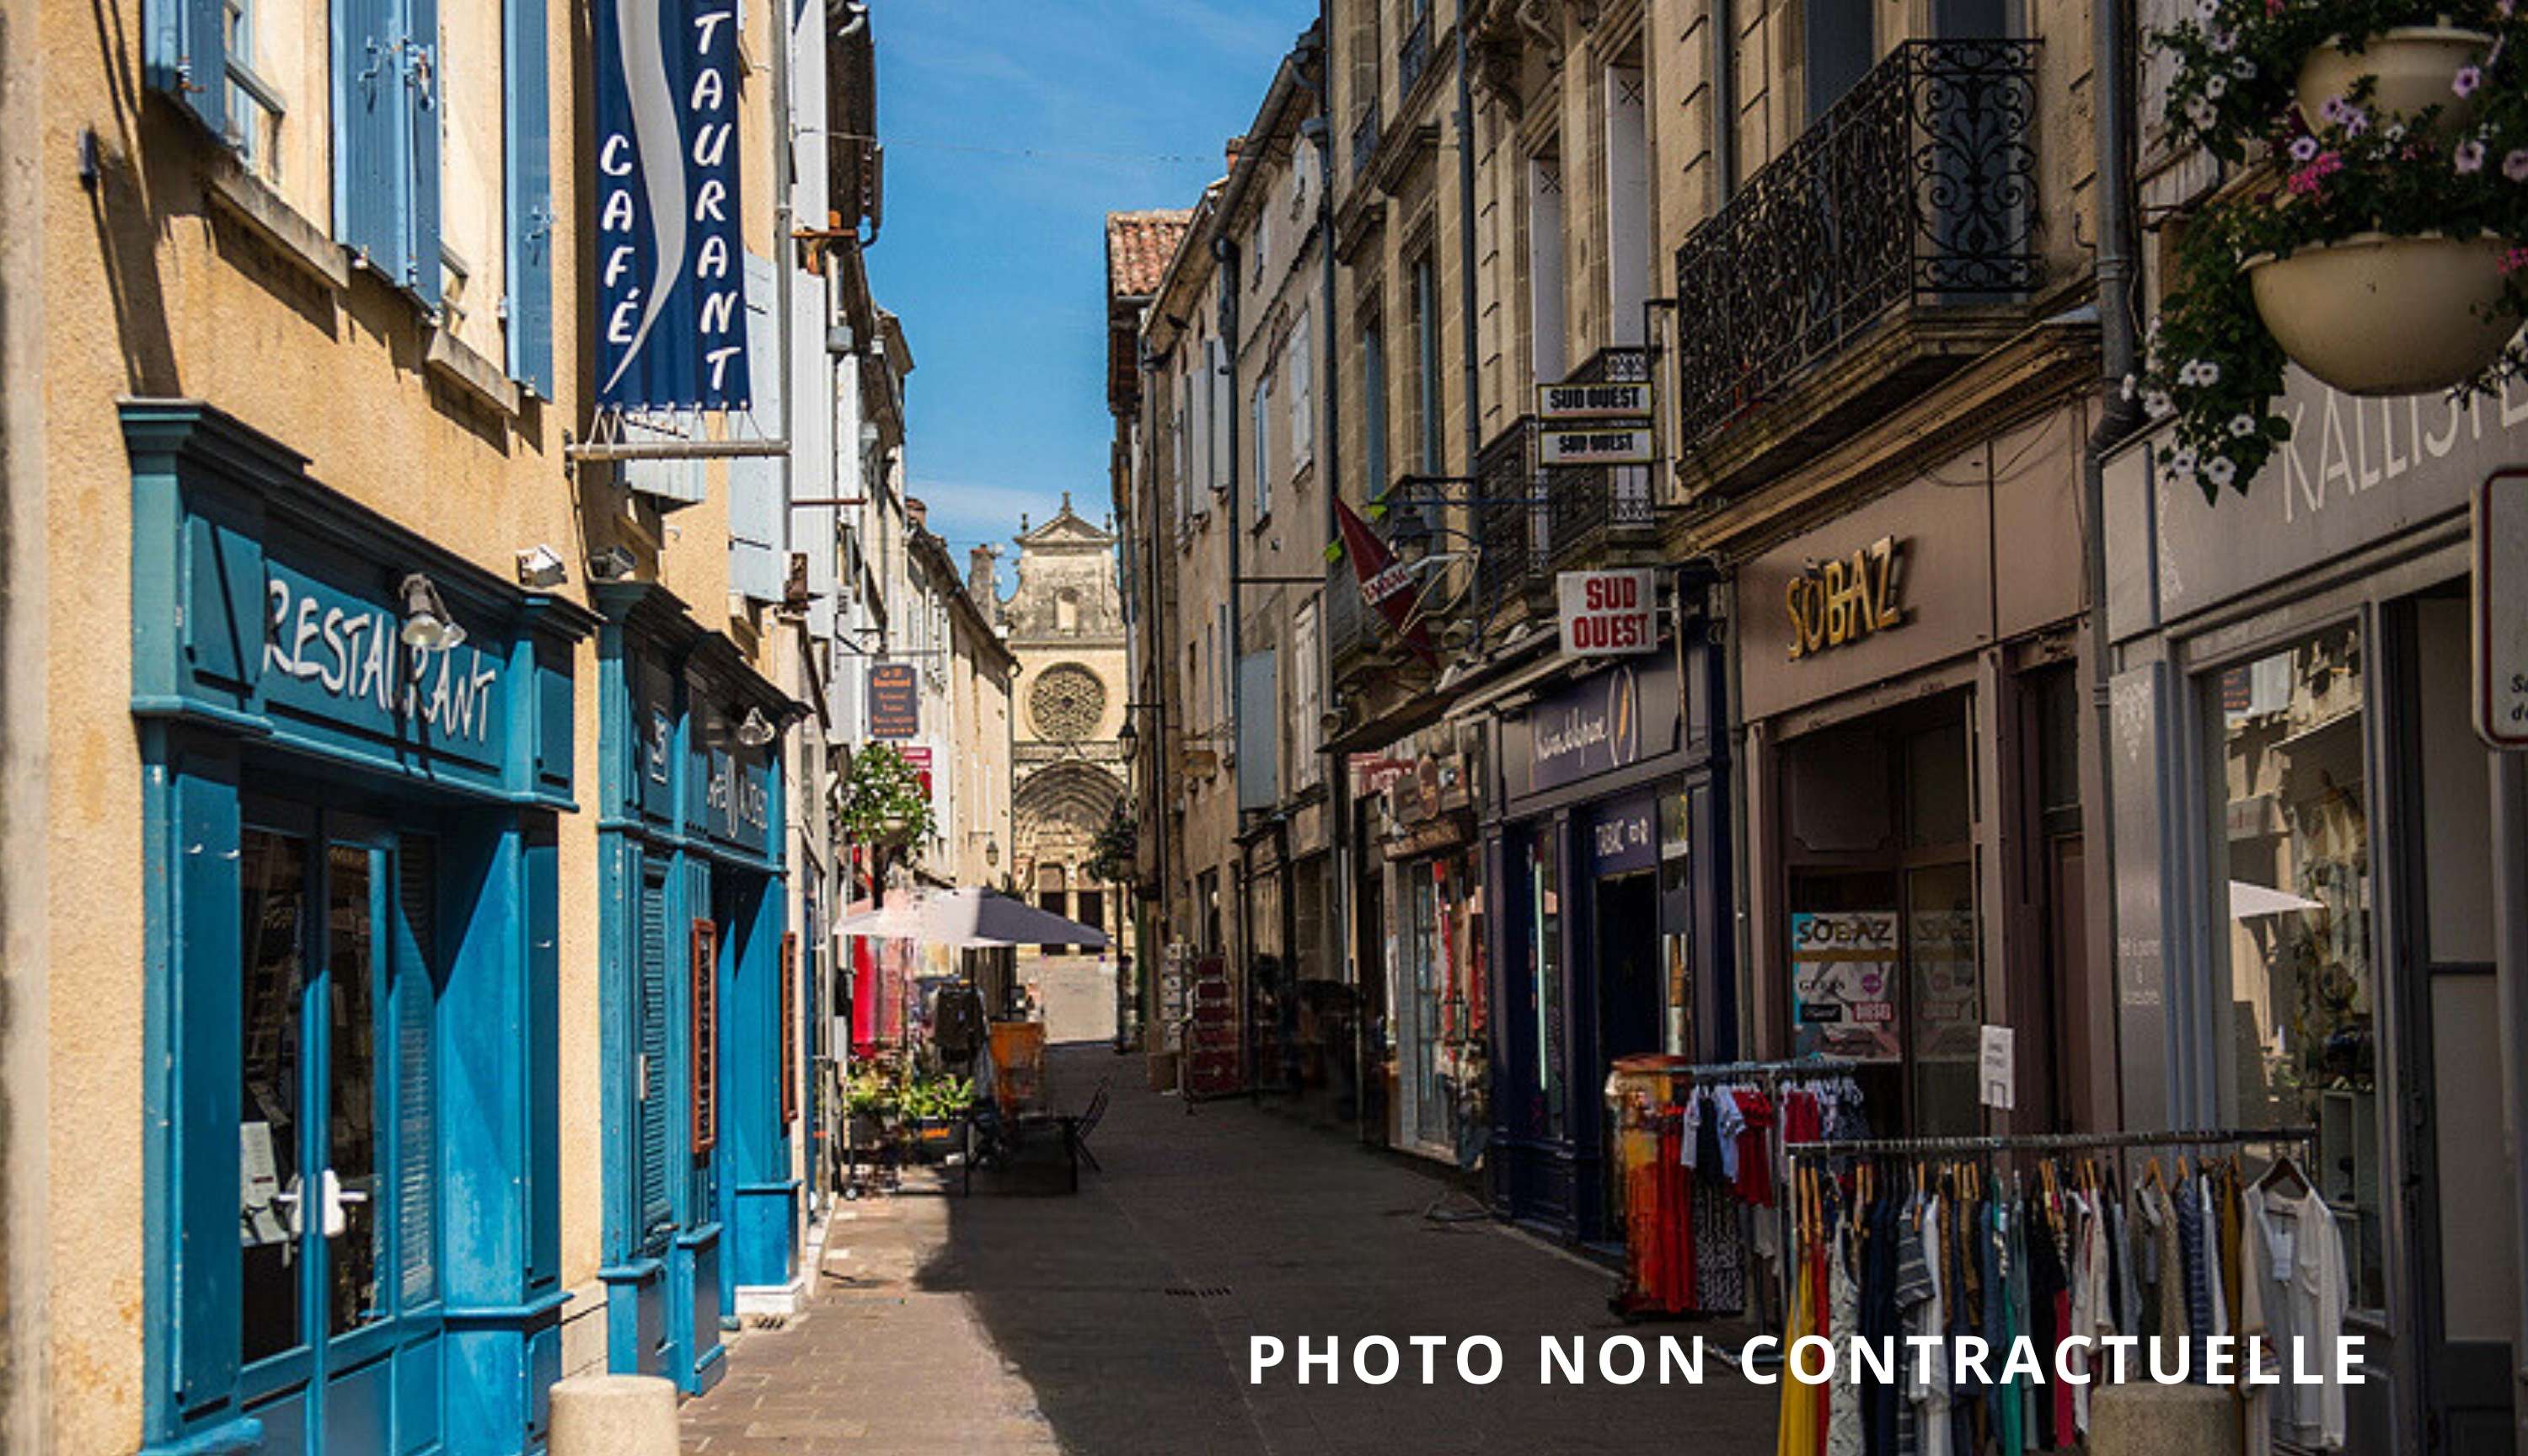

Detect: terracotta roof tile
[1105, 209, 1194, 300]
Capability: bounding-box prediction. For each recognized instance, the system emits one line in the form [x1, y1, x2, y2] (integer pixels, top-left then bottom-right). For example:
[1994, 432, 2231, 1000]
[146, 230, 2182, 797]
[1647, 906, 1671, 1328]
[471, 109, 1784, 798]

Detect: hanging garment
[2218, 1167, 2244, 1337]
[1827, 1212, 1864, 1456]
[1778, 1239, 1820, 1456]
[2147, 1179, 2187, 1347]
[2064, 1191, 2096, 1439]
[1912, 1196, 1952, 1456]
[2176, 1173, 2211, 1373]
[1986, 1195, 2024, 1456]
[1694, 1171, 1749, 1314]
[1947, 1187, 1982, 1456]
[1863, 1193, 1903, 1456]
[2243, 1183, 2352, 1450]
[2022, 1189, 2070, 1449]
[2200, 1175, 2231, 1341]
[1733, 1089, 1777, 1207]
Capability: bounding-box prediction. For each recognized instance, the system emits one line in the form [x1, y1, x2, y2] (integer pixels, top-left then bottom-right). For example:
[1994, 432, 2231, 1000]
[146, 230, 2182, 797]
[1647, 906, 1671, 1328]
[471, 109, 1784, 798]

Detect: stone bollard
[549, 1373, 679, 1456]
[2088, 1381, 2244, 1456]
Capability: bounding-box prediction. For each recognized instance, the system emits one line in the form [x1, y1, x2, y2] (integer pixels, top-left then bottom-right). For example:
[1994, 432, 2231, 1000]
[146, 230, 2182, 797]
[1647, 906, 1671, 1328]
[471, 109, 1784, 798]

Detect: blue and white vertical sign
[592, 0, 752, 410]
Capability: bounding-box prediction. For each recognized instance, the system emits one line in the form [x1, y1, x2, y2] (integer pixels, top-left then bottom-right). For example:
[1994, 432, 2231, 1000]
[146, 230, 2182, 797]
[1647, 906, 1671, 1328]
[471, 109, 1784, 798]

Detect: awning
[834, 887, 1111, 949]
[2229, 881, 2324, 918]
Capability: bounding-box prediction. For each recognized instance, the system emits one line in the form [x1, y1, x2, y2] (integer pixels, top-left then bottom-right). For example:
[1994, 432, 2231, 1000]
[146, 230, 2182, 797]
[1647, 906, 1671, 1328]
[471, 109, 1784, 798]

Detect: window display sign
[1540, 425, 1656, 466]
[1789, 911, 1899, 1061]
[1536, 379, 1653, 420]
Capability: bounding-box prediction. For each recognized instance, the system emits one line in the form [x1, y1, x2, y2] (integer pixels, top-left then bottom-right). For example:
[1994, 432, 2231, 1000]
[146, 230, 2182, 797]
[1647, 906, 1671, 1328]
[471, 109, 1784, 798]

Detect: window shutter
[1208, 338, 1229, 493]
[728, 254, 785, 603]
[146, 0, 228, 134]
[1236, 649, 1279, 811]
[779, 932, 798, 1125]
[501, 0, 553, 393]
[403, 0, 441, 304]
[394, 838, 437, 1309]
[1288, 312, 1313, 468]
[1251, 375, 1269, 519]
[637, 867, 673, 1249]
[335, 0, 410, 281]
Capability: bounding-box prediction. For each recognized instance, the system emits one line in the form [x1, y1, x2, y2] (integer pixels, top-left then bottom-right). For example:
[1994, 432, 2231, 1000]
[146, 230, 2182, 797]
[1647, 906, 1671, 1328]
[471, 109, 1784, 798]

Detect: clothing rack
[1785, 1126, 2317, 1162]
[1682, 1057, 1860, 1084]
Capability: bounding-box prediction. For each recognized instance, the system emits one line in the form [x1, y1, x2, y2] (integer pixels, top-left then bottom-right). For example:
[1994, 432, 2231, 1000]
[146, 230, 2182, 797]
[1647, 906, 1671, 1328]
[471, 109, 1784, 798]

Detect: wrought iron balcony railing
[1398, 8, 1433, 98]
[1351, 99, 1382, 183]
[1545, 349, 1657, 566]
[1474, 418, 1545, 613]
[1671, 40, 2040, 456]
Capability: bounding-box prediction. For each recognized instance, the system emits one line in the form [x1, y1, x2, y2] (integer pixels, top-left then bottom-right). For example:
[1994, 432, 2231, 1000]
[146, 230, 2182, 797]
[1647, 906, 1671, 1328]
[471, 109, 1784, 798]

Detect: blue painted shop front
[126, 402, 592, 1455]
[592, 584, 797, 1395]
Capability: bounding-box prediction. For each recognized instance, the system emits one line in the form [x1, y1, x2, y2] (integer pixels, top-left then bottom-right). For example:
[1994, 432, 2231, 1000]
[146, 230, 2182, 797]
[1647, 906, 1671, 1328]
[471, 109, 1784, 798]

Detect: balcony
[1671, 40, 2041, 487]
[1545, 348, 1657, 568]
[1398, 8, 1433, 98]
[1473, 419, 1545, 615]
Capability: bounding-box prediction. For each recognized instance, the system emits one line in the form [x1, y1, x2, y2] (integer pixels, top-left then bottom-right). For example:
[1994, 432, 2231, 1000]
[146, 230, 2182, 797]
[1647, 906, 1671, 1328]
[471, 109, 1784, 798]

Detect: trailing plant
[2136, 0, 2528, 500]
[1089, 800, 1138, 887]
[838, 741, 936, 851]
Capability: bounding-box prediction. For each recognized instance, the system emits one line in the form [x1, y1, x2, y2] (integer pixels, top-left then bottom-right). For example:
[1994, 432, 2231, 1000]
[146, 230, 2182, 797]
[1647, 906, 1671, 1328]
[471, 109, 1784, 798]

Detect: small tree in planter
[2139, 0, 2528, 501]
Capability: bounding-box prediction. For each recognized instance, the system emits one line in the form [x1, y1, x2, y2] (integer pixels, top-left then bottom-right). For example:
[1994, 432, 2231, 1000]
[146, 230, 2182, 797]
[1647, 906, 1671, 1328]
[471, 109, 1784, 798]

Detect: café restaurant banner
[592, 0, 751, 410]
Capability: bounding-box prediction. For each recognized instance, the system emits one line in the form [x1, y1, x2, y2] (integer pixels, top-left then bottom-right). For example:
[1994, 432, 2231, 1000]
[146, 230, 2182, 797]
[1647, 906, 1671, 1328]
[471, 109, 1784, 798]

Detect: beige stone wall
[29, 0, 785, 1437]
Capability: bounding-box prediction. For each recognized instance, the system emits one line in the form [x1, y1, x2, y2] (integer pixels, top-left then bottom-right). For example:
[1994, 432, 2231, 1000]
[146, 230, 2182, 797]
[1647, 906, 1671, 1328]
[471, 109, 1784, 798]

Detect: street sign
[1540, 425, 1656, 466]
[2476, 468, 2528, 747]
[1557, 568, 1658, 656]
[868, 662, 919, 739]
[1537, 379, 1654, 420]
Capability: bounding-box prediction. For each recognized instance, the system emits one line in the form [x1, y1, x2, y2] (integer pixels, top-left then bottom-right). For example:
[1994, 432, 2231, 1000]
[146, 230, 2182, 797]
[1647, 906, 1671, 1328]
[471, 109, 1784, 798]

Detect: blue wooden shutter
[727, 254, 785, 603]
[146, 0, 227, 135]
[402, 0, 441, 303]
[334, 0, 407, 278]
[394, 837, 437, 1309]
[501, 0, 551, 393]
[637, 865, 674, 1250]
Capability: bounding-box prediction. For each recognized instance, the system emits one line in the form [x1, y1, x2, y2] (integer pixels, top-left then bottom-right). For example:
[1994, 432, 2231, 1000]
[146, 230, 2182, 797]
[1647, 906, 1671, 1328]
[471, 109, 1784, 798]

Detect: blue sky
[865, 0, 1317, 592]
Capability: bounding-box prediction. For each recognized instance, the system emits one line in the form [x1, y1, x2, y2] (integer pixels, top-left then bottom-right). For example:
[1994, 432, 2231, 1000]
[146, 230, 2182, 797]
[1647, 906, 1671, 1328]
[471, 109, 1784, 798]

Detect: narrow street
[680, 1045, 1778, 1454]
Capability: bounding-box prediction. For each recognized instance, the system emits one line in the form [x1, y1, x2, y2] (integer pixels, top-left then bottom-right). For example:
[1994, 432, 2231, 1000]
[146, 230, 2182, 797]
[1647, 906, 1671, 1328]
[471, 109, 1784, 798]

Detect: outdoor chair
[1070, 1078, 1112, 1174]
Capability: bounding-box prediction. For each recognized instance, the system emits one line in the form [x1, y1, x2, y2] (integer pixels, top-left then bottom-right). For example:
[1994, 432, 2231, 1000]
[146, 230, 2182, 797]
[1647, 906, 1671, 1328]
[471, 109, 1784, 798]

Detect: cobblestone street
[678, 1045, 1778, 1454]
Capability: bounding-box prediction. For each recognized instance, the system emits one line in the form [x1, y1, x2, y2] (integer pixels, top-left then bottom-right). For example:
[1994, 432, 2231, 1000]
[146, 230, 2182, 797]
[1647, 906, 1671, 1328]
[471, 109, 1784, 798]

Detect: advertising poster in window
[1790, 911, 1899, 1061]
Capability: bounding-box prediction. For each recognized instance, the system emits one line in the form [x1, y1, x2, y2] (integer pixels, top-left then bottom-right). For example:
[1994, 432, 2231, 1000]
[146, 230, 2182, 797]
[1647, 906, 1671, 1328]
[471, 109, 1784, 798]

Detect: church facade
[1004, 498, 1133, 971]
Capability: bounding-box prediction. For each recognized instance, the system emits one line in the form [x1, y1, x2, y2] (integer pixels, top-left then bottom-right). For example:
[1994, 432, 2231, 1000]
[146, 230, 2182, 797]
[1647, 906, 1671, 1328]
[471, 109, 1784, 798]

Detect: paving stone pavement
[679, 1043, 1780, 1454]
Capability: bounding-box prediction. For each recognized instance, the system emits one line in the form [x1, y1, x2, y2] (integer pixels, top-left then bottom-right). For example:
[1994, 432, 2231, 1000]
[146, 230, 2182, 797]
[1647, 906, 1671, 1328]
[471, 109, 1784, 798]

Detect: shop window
[1075, 889, 1106, 939]
[2203, 624, 2380, 1309]
[635, 864, 676, 1250]
[1199, 869, 1223, 952]
[1526, 832, 1567, 1142]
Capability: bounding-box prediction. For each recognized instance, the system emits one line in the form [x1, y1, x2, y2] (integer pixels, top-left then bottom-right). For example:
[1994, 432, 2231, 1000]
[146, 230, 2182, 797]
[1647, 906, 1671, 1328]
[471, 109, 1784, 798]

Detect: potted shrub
[844, 1066, 896, 1148]
[2140, 0, 2528, 500]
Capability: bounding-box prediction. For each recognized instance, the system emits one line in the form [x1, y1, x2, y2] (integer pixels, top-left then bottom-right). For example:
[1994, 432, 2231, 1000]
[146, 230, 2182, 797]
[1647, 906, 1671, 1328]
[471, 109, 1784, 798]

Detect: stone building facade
[1005, 499, 1133, 958]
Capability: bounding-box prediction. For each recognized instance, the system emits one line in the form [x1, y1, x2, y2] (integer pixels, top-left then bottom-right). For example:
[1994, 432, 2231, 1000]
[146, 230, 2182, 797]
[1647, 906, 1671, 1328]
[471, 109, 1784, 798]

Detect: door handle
[319, 1168, 370, 1239]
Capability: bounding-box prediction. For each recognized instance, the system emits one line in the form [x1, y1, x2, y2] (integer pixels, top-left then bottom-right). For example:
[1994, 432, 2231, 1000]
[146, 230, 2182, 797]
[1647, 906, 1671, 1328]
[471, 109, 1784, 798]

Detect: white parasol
[833, 887, 1111, 949]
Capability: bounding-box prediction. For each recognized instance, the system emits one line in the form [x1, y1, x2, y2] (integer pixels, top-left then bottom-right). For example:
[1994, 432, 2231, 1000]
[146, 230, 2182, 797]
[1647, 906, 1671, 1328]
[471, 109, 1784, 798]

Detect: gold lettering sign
[1785, 536, 1907, 660]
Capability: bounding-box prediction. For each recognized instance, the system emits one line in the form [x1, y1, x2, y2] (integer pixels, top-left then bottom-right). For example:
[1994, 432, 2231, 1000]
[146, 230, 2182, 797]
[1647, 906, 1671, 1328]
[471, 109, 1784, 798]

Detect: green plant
[2138, 0, 2528, 500]
[844, 1066, 899, 1118]
[838, 741, 937, 851]
[898, 1073, 975, 1121]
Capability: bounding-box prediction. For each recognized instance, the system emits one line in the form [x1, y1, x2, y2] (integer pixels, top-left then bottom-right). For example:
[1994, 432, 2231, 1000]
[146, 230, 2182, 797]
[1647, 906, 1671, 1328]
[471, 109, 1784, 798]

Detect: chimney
[1224, 135, 1245, 175]
[967, 545, 1001, 627]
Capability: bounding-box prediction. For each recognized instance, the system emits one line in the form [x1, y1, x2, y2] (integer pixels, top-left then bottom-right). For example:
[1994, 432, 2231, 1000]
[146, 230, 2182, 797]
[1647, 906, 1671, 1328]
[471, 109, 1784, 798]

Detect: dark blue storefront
[592, 584, 798, 1395]
[1483, 606, 1737, 1245]
[127, 402, 592, 1455]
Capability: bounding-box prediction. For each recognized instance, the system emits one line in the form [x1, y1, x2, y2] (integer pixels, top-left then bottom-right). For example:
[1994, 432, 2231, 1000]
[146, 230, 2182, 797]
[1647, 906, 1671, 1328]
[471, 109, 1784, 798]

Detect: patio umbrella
[2228, 880, 2324, 918]
[834, 887, 1111, 950]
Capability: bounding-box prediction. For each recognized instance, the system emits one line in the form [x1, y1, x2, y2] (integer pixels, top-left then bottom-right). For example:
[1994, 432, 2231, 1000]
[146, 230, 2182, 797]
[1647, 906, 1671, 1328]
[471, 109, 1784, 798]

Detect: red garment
[1733, 1089, 1776, 1206]
[1781, 1088, 1824, 1148]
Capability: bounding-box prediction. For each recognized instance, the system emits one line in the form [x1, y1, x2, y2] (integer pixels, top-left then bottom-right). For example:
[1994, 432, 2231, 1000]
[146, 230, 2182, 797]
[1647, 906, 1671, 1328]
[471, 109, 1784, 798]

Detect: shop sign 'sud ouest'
[2478, 468, 2528, 747]
[1558, 568, 1658, 656]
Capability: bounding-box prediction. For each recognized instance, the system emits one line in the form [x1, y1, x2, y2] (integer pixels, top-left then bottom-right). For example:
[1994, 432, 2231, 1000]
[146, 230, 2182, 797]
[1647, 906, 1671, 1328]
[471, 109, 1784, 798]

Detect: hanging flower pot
[2297, 25, 2496, 137]
[2247, 232, 2522, 394]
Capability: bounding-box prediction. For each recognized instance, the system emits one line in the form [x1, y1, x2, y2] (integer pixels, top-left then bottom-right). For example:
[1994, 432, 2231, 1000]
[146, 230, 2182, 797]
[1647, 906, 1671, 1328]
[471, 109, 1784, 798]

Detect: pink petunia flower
[2507, 149, 2528, 181]
[2456, 65, 2485, 98]
[2458, 139, 2489, 173]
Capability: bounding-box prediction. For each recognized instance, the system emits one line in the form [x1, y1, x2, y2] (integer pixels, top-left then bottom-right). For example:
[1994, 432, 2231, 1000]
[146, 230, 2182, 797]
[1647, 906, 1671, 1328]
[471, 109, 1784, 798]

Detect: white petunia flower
[2145, 389, 2173, 418]
[2206, 456, 2238, 487]
[2229, 414, 2257, 436]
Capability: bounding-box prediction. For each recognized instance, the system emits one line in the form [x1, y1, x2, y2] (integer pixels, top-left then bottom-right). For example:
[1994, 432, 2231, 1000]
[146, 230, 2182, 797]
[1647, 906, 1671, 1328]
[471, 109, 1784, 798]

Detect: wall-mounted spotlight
[736, 706, 779, 747]
[399, 574, 466, 651]
[587, 544, 638, 582]
[515, 543, 568, 588]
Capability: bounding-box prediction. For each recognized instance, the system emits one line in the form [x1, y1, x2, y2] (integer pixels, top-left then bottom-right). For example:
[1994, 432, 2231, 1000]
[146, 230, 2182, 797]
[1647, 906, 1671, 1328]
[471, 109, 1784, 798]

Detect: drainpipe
[1305, 0, 1363, 1142]
[1455, 11, 1481, 474]
[2084, 0, 2140, 1131]
[1214, 233, 1245, 1091]
[1712, 0, 1736, 197]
